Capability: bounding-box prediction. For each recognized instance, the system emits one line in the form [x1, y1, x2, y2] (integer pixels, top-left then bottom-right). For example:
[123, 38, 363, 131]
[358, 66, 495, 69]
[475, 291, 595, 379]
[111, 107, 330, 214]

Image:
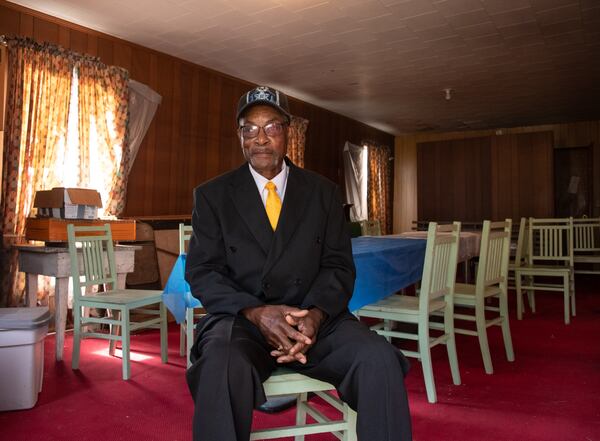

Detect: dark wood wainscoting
[417, 131, 554, 222]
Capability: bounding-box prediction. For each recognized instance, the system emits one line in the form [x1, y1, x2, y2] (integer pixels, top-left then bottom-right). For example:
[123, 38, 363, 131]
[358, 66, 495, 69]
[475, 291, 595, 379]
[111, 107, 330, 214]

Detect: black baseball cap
[236, 86, 291, 123]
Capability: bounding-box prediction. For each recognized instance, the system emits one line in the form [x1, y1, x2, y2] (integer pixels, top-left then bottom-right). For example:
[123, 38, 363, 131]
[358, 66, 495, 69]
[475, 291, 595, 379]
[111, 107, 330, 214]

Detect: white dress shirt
[248, 162, 289, 207]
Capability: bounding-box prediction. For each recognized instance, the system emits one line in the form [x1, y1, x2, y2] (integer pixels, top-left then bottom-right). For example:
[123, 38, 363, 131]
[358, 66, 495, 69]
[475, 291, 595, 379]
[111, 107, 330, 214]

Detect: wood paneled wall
[395, 121, 600, 233]
[417, 136, 492, 222]
[0, 1, 394, 217]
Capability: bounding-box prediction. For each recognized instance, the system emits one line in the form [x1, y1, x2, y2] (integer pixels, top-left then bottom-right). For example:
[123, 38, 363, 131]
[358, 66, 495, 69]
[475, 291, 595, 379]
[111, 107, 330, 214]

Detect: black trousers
[186, 311, 412, 441]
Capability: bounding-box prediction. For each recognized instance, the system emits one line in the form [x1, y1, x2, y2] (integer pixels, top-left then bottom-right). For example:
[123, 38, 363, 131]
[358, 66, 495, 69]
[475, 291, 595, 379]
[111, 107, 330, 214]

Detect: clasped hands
[242, 305, 326, 364]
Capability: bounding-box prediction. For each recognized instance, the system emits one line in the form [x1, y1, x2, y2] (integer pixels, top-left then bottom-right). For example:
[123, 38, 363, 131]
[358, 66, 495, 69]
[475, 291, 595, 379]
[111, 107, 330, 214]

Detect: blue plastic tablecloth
[349, 237, 426, 311]
[162, 237, 426, 321]
[162, 254, 201, 324]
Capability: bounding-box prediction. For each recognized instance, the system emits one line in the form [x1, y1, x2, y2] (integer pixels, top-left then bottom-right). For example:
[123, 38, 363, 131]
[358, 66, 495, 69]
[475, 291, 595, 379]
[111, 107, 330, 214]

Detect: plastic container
[0, 307, 51, 411]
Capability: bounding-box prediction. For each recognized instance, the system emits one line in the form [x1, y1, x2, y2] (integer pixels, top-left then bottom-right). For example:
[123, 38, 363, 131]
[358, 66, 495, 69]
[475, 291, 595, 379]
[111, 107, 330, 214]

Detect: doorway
[554, 145, 593, 217]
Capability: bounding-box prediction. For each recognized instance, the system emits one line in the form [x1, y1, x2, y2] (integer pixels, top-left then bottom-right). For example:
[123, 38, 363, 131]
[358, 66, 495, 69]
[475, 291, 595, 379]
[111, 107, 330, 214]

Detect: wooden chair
[360, 219, 382, 236]
[67, 224, 168, 380]
[572, 217, 600, 276]
[177, 223, 204, 368]
[251, 369, 357, 440]
[507, 217, 535, 317]
[514, 217, 575, 324]
[356, 222, 462, 403]
[452, 220, 514, 374]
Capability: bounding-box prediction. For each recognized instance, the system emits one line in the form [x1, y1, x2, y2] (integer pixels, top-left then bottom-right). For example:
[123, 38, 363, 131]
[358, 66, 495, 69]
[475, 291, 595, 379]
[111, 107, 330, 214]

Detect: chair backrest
[527, 217, 574, 266]
[360, 219, 382, 236]
[476, 219, 512, 291]
[179, 223, 193, 255]
[572, 217, 600, 253]
[67, 223, 118, 300]
[419, 221, 461, 311]
[512, 217, 528, 266]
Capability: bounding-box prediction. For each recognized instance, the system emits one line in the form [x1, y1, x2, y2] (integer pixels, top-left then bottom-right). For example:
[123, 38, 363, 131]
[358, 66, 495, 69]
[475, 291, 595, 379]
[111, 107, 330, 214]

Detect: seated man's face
[239, 104, 288, 179]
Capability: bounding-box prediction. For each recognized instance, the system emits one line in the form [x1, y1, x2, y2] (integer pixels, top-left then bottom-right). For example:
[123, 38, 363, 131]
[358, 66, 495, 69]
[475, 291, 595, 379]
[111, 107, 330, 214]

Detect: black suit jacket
[185, 158, 356, 323]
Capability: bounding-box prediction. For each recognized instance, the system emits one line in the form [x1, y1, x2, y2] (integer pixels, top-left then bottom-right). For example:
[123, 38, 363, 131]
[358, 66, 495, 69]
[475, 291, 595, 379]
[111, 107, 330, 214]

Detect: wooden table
[15, 244, 137, 361]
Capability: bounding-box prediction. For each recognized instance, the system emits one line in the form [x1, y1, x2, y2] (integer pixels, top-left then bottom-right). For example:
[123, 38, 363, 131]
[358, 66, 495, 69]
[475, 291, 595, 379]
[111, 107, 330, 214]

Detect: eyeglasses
[239, 122, 286, 139]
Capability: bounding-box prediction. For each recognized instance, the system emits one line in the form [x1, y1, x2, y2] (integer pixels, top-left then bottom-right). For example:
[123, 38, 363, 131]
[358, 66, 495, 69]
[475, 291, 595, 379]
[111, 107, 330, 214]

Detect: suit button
[294, 278, 302, 285]
[229, 246, 237, 253]
[316, 236, 321, 244]
[263, 282, 271, 290]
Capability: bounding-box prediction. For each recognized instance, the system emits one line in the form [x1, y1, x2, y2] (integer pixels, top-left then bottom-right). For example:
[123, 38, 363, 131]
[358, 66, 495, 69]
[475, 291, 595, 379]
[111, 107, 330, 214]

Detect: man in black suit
[185, 86, 412, 440]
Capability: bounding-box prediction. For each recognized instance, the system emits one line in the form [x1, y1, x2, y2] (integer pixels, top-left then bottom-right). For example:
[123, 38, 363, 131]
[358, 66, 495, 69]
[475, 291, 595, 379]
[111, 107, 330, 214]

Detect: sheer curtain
[127, 79, 162, 176]
[343, 141, 368, 221]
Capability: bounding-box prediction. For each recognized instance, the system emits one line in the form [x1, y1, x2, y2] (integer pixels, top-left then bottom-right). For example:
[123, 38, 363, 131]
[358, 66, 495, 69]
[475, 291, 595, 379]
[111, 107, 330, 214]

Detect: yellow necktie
[265, 181, 282, 230]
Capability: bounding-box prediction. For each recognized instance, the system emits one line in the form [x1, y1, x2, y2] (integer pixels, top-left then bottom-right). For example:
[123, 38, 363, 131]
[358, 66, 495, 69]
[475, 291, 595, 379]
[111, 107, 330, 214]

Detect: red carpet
[2, 278, 599, 441]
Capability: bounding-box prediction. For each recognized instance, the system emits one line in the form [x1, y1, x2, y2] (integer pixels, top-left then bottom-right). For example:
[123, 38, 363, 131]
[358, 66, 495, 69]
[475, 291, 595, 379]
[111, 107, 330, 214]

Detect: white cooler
[0, 307, 51, 411]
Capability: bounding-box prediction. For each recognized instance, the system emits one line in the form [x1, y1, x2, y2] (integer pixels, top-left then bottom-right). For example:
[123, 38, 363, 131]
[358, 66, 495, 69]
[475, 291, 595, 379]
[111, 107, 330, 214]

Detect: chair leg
[294, 393, 308, 441]
[109, 309, 120, 356]
[72, 303, 82, 370]
[475, 300, 493, 375]
[499, 292, 515, 362]
[527, 276, 536, 313]
[344, 404, 358, 441]
[121, 308, 131, 380]
[563, 274, 570, 325]
[383, 319, 392, 343]
[179, 323, 186, 357]
[515, 272, 523, 320]
[570, 271, 576, 317]
[186, 307, 195, 368]
[444, 308, 461, 386]
[160, 303, 168, 364]
[418, 322, 437, 403]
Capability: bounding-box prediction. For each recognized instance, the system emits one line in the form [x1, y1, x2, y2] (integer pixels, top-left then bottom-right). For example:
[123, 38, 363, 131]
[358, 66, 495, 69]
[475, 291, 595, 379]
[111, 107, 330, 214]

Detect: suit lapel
[262, 161, 312, 277]
[229, 164, 273, 256]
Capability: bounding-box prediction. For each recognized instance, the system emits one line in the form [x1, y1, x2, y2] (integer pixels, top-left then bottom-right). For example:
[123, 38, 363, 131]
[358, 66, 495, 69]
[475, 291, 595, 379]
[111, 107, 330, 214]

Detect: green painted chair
[451, 220, 514, 375]
[572, 217, 600, 275]
[514, 217, 575, 324]
[356, 221, 462, 403]
[67, 223, 168, 380]
[177, 223, 205, 368]
[250, 368, 357, 440]
[508, 217, 535, 318]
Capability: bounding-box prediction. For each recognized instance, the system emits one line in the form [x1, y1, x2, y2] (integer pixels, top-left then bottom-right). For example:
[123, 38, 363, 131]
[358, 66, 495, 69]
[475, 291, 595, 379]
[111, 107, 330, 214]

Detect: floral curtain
[0, 37, 74, 306]
[77, 59, 129, 215]
[366, 142, 393, 235]
[0, 37, 130, 306]
[287, 115, 308, 167]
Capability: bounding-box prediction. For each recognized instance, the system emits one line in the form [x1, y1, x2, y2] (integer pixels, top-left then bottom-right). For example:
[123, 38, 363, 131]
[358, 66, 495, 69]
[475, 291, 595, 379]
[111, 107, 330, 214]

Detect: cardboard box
[34, 188, 102, 220]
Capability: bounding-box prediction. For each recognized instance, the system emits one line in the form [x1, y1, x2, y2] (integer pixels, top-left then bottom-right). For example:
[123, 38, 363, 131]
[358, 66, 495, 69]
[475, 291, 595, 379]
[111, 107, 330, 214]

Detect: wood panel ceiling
[8, 0, 600, 134]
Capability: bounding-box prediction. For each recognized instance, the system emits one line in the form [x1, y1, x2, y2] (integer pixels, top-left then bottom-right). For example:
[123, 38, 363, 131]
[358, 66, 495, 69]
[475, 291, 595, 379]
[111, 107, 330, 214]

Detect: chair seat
[79, 289, 163, 306]
[454, 283, 501, 302]
[360, 294, 446, 315]
[263, 368, 337, 396]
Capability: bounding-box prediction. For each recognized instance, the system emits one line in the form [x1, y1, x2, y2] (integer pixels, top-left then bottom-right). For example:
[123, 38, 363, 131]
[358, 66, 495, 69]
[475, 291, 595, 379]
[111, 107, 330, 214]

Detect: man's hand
[242, 305, 312, 356]
[269, 308, 327, 364]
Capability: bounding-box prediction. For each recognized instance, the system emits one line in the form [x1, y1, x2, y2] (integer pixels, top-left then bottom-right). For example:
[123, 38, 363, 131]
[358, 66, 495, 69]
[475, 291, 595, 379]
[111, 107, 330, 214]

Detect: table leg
[54, 277, 69, 362]
[117, 273, 127, 290]
[26, 274, 38, 307]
